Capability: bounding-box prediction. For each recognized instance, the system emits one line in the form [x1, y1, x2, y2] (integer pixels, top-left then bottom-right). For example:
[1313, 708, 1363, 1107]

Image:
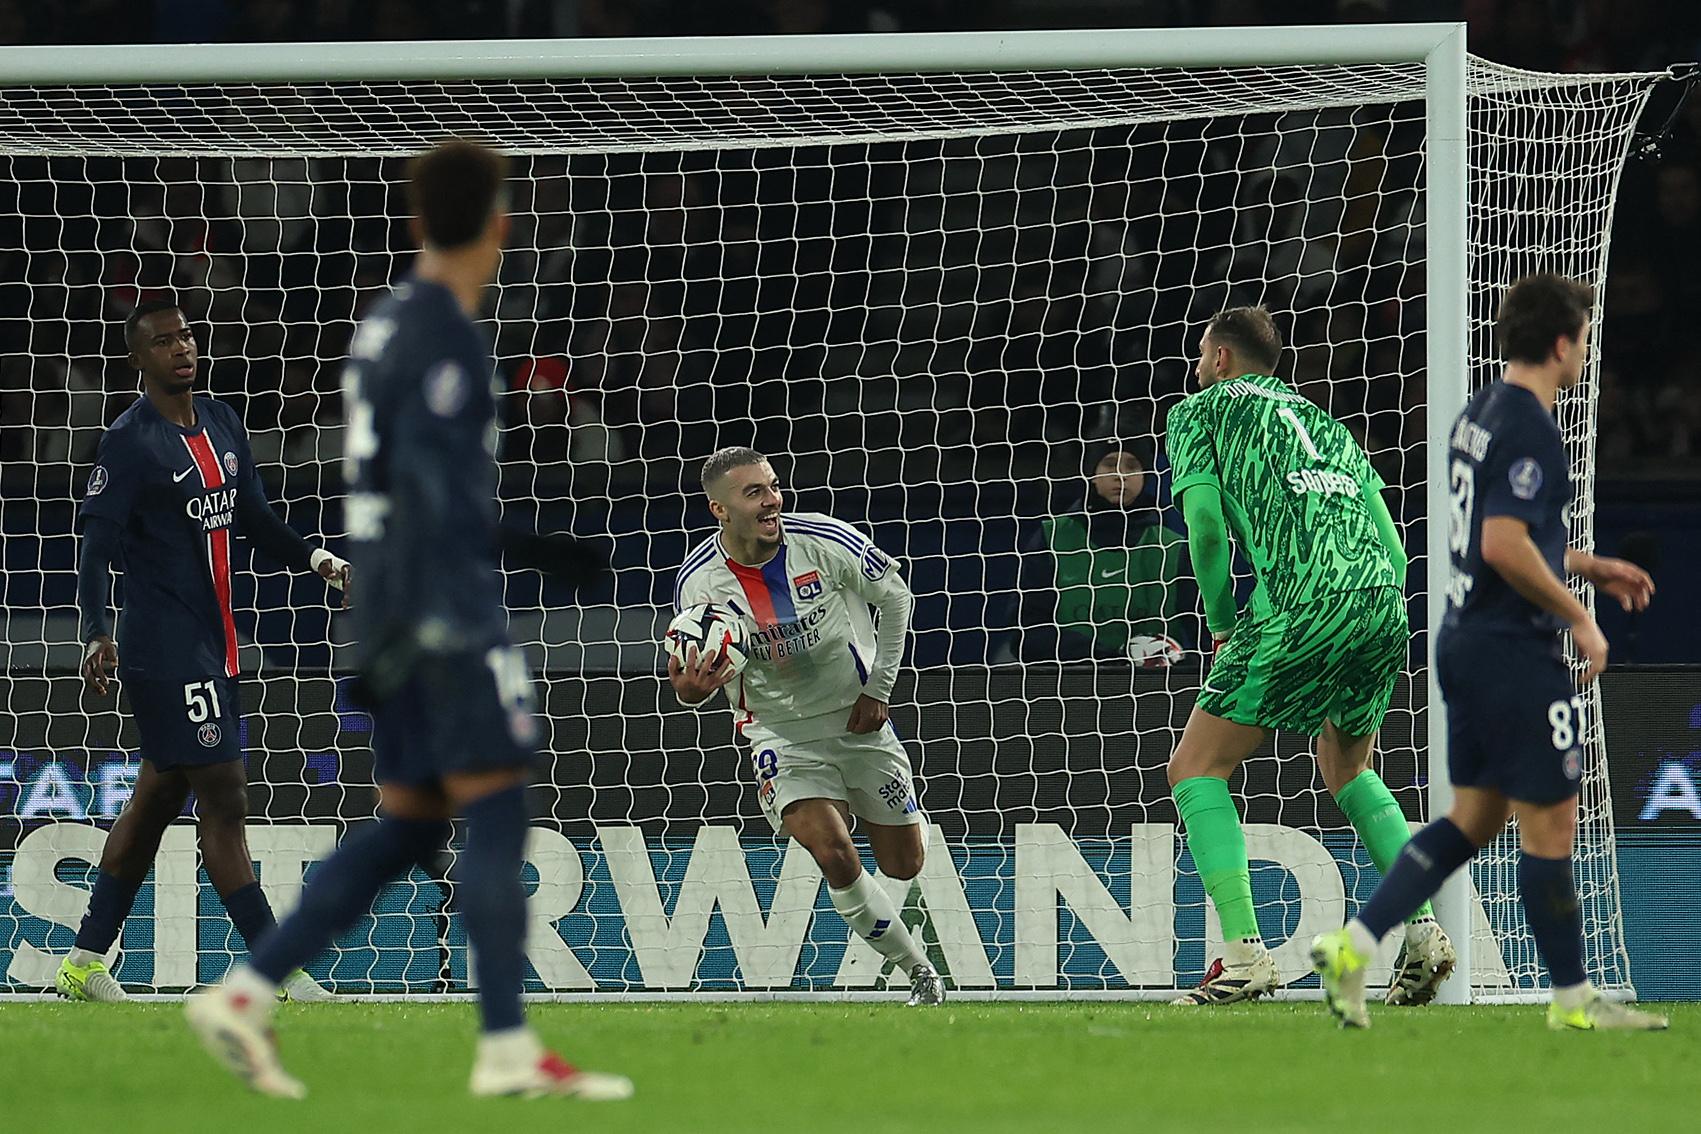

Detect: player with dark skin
[80, 307, 351, 928]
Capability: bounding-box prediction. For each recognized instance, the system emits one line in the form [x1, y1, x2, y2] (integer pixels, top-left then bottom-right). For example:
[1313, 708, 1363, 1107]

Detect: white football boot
[469, 1031, 634, 1101]
[185, 982, 306, 1099]
[1173, 943, 1280, 1006]
[1548, 989, 1670, 1032]
[1385, 918, 1457, 1007]
[907, 963, 946, 1006]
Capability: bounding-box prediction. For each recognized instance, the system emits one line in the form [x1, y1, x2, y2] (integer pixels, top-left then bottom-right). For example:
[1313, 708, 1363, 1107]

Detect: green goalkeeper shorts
[1197, 585, 1407, 737]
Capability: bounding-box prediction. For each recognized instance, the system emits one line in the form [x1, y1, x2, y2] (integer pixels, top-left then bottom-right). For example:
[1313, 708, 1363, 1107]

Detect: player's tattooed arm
[1563, 549, 1654, 613]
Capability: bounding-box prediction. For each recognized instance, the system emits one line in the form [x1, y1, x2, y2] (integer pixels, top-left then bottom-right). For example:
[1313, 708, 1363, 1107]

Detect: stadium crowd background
[0, 0, 1697, 666]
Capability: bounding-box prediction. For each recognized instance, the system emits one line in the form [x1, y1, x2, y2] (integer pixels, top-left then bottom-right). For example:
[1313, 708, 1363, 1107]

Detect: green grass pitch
[4, 1001, 1697, 1132]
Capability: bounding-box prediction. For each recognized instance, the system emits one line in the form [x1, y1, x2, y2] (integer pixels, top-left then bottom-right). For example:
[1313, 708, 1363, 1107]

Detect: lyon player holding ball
[670, 446, 944, 1006]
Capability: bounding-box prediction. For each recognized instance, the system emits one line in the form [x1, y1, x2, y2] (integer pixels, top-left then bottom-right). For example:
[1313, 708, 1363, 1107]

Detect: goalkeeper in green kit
[1164, 307, 1454, 1006]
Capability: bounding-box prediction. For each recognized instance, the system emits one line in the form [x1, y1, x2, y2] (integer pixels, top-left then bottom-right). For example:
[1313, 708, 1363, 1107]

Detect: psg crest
[793, 570, 823, 600]
[224, 451, 239, 477]
[197, 722, 222, 747]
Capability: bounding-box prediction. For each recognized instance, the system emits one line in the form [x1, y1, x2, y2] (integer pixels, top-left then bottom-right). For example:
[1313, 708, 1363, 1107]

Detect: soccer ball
[665, 602, 750, 677]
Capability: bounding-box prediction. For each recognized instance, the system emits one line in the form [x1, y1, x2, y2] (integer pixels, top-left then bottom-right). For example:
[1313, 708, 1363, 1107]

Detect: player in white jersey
[670, 447, 944, 1005]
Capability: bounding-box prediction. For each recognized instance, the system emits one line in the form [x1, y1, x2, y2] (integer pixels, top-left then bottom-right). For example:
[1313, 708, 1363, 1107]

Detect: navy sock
[73, 870, 144, 954]
[457, 786, 530, 1033]
[1519, 852, 1587, 988]
[221, 881, 277, 952]
[250, 817, 449, 985]
[1356, 818, 1477, 941]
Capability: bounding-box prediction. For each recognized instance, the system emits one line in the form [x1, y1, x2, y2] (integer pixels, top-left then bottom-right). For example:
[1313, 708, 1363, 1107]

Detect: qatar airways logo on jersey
[1285, 469, 1359, 497]
[184, 486, 237, 532]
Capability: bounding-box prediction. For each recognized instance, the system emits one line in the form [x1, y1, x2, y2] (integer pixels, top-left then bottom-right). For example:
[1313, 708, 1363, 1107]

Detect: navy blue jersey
[1441, 381, 1572, 638]
[341, 277, 508, 693]
[78, 395, 311, 680]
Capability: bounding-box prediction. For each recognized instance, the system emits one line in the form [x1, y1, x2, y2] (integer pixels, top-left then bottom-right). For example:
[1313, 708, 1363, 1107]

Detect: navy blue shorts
[372, 647, 540, 787]
[124, 675, 242, 769]
[1437, 627, 1585, 804]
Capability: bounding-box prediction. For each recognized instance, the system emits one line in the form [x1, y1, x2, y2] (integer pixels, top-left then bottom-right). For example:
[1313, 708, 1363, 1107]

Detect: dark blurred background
[0, 0, 1696, 668]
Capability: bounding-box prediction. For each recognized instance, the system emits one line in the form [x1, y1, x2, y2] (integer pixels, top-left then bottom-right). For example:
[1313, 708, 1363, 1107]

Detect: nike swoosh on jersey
[173, 466, 195, 483]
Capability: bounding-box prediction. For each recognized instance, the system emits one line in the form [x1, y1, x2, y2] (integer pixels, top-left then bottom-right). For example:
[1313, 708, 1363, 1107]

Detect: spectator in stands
[0, 0, 24, 45]
[1654, 164, 1701, 317]
[1473, 0, 1566, 71]
[1002, 441, 1193, 664]
[508, 355, 625, 467]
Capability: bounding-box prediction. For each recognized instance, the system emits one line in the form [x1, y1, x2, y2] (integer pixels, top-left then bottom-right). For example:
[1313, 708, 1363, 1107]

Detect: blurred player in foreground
[1312, 274, 1666, 1031]
[672, 447, 945, 1006]
[1164, 306, 1454, 1005]
[185, 140, 632, 1098]
[63, 299, 346, 1004]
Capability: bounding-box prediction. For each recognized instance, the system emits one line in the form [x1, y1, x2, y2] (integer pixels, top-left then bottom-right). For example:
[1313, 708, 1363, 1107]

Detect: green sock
[1335, 768, 1434, 923]
[1173, 776, 1260, 942]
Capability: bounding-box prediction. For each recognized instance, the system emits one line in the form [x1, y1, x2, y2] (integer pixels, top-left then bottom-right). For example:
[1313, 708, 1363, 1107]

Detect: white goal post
[0, 27, 1665, 1003]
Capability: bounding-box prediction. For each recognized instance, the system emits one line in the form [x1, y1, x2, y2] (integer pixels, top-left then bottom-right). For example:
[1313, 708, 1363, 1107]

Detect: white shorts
[744, 722, 924, 834]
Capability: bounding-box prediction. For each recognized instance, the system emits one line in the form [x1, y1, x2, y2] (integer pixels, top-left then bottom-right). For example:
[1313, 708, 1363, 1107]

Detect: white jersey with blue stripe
[674, 511, 914, 744]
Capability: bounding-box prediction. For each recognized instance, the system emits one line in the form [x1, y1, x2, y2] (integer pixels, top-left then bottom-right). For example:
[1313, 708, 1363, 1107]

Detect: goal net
[0, 32, 1663, 1000]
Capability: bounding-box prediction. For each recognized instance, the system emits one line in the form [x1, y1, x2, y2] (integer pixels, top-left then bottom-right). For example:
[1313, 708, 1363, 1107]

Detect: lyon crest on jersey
[794, 570, 823, 600]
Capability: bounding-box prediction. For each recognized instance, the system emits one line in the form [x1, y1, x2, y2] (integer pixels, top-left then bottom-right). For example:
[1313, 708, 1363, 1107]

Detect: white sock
[224, 966, 279, 1015]
[1553, 981, 1592, 1012]
[67, 947, 103, 967]
[1225, 936, 1266, 967]
[830, 871, 928, 972]
[1346, 919, 1379, 958]
[477, 1026, 540, 1066]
